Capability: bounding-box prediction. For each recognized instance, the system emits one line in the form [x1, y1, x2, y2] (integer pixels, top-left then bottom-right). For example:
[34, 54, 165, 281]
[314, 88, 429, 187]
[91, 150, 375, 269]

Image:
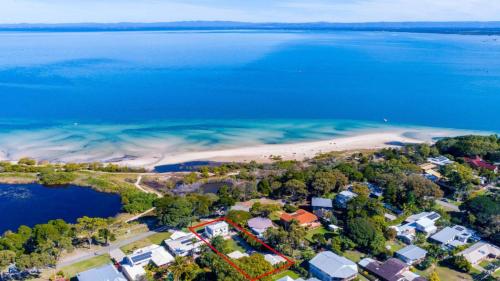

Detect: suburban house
[309, 251, 358, 281]
[420, 163, 443, 181]
[458, 242, 500, 265]
[358, 258, 426, 281]
[335, 191, 358, 208]
[121, 244, 174, 281]
[427, 156, 453, 166]
[247, 217, 274, 238]
[311, 197, 333, 219]
[205, 221, 229, 238]
[465, 156, 498, 173]
[395, 245, 427, 265]
[227, 250, 249, 260]
[76, 263, 127, 281]
[280, 209, 320, 228]
[366, 182, 383, 198]
[429, 225, 476, 248]
[264, 254, 287, 265]
[392, 212, 440, 244]
[164, 231, 203, 257]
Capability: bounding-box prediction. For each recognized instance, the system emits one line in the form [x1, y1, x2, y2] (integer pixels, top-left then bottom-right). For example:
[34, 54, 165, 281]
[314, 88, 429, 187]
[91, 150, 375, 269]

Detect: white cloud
[0, 0, 499, 23]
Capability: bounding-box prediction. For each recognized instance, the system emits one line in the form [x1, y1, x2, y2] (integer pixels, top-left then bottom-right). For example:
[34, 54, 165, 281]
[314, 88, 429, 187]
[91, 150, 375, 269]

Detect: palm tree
[169, 256, 188, 281]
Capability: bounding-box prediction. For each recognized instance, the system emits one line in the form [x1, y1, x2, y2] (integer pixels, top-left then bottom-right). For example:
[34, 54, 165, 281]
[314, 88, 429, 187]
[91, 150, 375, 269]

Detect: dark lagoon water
[0, 183, 122, 233]
[0, 31, 499, 164]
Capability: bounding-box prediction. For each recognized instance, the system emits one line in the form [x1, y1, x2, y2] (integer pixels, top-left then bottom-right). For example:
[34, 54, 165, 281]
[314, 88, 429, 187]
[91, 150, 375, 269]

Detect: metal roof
[76, 264, 127, 281]
[311, 197, 333, 208]
[396, 245, 427, 261]
[309, 251, 357, 279]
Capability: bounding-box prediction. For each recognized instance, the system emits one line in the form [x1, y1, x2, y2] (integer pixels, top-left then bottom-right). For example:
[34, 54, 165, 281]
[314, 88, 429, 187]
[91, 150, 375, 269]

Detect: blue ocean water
[0, 31, 499, 162]
[0, 183, 122, 233]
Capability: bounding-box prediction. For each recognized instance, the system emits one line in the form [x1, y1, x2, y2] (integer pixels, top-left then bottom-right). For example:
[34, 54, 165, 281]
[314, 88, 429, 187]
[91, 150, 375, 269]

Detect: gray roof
[312, 197, 333, 208]
[309, 251, 357, 279]
[77, 264, 127, 281]
[396, 245, 427, 261]
[248, 217, 273, 229]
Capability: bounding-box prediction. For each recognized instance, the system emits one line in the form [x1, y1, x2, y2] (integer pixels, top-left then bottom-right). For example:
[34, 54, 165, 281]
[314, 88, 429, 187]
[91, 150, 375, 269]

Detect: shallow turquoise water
[0, 31, 499, 161]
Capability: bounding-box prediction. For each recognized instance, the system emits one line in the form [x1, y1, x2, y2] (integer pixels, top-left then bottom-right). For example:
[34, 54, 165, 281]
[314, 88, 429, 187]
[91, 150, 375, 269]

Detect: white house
[427, 156, 453, 166]
[459, 242, 500, 265]
[309, 251, 358, 281]
[430, 225, 476, 248]
[121, 244, 174, 281]
[392, 212, 440, 243]
[164, 232, 203, 257]
[396, 245, 428, 265]
[264, 254, 287, 266]
[205, 221, 229, 238]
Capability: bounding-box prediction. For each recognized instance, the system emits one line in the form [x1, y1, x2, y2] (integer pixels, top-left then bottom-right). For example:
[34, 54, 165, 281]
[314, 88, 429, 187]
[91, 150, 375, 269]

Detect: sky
[1, 0, 499, 24]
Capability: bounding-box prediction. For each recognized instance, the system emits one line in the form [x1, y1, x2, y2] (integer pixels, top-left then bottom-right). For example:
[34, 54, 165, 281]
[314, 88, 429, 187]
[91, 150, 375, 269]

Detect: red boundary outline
[188, 217, 294, 281]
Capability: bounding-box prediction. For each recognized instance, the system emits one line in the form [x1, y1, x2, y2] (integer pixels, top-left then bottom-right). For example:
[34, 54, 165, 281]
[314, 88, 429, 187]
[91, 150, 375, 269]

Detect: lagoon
[0, 183, 122, 233]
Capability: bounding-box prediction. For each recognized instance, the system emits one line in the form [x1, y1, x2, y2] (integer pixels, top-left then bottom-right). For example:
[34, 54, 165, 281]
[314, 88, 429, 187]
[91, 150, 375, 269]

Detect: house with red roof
[464, 156, 498, 173]
[280, 209, 320, 228]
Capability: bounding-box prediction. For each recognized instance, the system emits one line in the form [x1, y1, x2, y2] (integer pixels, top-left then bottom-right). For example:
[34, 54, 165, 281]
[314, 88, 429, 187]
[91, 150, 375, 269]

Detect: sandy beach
[124, 128, 464, 168]
[0, 126, 478, 169]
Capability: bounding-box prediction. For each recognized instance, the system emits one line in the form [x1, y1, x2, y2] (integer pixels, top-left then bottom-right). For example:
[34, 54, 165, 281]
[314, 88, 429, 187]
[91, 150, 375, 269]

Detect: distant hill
[1, 21, 500, 34]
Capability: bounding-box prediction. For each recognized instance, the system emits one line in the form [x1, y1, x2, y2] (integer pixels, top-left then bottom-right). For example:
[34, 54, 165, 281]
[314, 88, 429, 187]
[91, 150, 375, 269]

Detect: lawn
[305, 226, 333, 243]
[478, 259, 492, 268]
[414, 265, 473, 281]
[272, 270, 300, 280]
[225, 238, 246, 253]
[386, 240, 406, 252]
[120, 231, 172, 254]
[343, 250, 365, 263]
[60, 254, 111, 278]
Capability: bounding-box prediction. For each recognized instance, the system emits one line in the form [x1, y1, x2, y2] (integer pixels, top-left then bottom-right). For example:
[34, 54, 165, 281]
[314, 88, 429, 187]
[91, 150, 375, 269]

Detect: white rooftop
[430, 225, 474, 247]
[264, 254, 287, 265]
[206, 221, 229, 231]
[227, 251, 249, 260]
[164, 233, 203, 256]
[309, 251, 357, 279]
[459, 242, 500, 264]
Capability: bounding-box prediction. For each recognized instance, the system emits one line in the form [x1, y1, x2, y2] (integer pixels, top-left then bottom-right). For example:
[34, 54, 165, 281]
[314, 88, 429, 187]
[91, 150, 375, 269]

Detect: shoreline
[121, 128, 467, 168]
[0, 127, 481, 169]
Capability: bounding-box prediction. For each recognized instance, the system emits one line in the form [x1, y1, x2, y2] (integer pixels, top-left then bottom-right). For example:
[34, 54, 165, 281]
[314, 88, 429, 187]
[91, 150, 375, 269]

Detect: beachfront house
[205, 221, 229, 238]
[309, 251, 358, 281]
[164, 231, 203, 257]
[358, 258, 425, 281]
[76, 263, 127, 281]
[335, 191, 357, 208]
[247, 217, 274, 238]
[280, 209, 320, 229]
[121, 244, 174, 281]
[427, 156, 453, 166]
[311, 197, 333, 219]
[392, 212, 440, 244]
[458, 242, 500, 265]
[395, 245, 427, 265]
[429, 225, 477, 248]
